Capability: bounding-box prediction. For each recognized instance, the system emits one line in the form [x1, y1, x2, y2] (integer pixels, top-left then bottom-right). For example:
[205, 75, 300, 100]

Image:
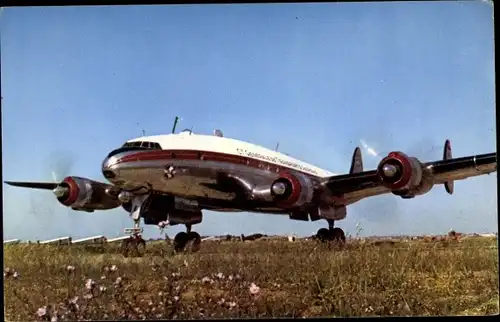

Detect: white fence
[3, 235, 131, 246]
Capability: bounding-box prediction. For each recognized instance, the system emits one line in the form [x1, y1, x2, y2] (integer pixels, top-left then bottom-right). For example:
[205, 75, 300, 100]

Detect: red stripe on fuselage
[115, 149, 321, 179]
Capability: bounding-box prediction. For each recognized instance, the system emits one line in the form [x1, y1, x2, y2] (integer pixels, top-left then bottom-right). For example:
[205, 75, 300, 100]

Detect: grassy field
[3, 236, 499, 320]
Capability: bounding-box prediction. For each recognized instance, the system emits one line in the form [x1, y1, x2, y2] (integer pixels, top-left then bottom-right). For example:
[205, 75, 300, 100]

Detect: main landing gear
[172, 224, 202, 253]
[316, 219, 346, 245]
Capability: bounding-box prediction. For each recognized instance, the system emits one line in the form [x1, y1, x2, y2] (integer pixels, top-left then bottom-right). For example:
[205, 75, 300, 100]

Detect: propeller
[353, 137, 441, 227]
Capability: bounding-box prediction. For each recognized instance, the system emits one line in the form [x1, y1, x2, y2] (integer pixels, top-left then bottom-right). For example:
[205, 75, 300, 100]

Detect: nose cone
[102, 156, 117, 179]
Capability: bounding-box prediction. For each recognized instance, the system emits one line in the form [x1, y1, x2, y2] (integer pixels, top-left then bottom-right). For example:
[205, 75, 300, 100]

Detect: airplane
[4, 128, 497, 256]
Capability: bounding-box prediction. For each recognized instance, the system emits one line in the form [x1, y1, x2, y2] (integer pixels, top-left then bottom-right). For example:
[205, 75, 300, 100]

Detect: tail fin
[349, 147, 364, 174]
[443, 139, 454, 195]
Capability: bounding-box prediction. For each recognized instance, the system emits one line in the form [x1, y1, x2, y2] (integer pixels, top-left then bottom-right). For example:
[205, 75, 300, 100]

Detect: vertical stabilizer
[349, 147, 364, 174]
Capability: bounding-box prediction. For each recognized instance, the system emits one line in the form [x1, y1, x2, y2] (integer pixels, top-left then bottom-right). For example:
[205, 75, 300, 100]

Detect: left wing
[322, 139, 496, 203]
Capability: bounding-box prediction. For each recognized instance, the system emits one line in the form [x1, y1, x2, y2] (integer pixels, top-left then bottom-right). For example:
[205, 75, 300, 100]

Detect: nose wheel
[316, 220, 346, 245]
[121, 226, 146, 257]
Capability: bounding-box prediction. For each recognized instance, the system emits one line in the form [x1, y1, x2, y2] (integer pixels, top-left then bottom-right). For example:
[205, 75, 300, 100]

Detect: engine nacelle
[376, 152, 435, 198]
[270, 172, 315, 208]
[55, 176, 121, 210]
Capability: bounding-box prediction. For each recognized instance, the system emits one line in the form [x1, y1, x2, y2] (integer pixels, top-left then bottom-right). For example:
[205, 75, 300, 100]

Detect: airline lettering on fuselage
[236, 148, 318, 175]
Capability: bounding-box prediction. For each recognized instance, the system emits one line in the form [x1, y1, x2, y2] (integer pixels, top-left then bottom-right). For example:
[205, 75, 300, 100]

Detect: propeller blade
[4, 181, 59, 190]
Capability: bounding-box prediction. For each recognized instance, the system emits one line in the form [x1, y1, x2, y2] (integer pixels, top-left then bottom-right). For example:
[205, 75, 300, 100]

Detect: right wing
[322, 139, 496, 203]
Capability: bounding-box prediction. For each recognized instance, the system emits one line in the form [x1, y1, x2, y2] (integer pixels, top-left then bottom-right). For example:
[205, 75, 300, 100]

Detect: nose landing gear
[121, 195, 149, 257]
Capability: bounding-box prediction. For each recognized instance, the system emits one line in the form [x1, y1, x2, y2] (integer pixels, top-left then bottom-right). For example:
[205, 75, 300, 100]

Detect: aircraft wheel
[133, 237, 146, 257]
[331, 228, 346, 245]
[121, 239, 131, 257]
[316, 228, 331, 242]
[186, 231, 202, 253]
[121, 237, 146, 257]
[173, 232, 189, 253]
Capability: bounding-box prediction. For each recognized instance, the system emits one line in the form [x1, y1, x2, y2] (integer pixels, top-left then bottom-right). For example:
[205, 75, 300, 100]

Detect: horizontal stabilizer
[4, 181, 58, 190]
[349, 147, 364, 174]
[443, 140, 454, 195]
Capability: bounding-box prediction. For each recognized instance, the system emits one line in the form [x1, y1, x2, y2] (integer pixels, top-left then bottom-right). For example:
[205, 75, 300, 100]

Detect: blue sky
[2, 2, 496, 241]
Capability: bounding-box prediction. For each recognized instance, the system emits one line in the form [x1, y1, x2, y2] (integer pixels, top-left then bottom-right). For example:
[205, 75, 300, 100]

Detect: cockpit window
[121, 141, 162, 149]
[108, 141, 162, 159]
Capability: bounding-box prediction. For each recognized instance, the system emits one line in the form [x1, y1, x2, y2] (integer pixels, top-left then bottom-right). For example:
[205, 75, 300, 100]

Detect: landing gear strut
[121, 195, 148, 257]
[173, 223, 201, 253]
[316, 219, 346, 245]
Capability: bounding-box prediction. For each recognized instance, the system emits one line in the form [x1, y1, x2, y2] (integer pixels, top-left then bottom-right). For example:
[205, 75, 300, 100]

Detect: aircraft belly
[113, 159, 276, 201]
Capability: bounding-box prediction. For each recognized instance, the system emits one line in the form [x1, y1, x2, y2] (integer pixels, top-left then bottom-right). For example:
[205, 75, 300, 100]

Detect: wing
[4, 176, 122, 211]
[322, 140, 496, 203]
[4, 181, 59, 190]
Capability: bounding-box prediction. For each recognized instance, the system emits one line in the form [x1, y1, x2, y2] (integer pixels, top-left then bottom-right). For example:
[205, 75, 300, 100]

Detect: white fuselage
[126, 131, 335, 178]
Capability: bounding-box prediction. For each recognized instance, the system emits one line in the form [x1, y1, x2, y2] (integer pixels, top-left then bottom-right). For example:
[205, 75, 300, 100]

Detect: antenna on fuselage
[213, 129, 223, 137]
[172, 116, 180, 134]
[274, 142, 280, 151]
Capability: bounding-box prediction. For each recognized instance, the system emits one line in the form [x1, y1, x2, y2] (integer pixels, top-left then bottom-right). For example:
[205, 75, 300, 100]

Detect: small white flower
[99, 286, 107, 293]
[216, 272, 224, 279]
[37, 307, 47, 317]
[158, 291, 163, 297]
[85, 279, 95, 290]
[217, 298, 225, 305]
[229, 301, 237, 309]
[201, 276, 214, 284]
[249, 282, 260, 295]
[51, 315, 58, 321]
[114, 277, 123, 286]
[83, 293, 93, 300]
[13, 271, 19, 278]
[101, 275, 106, 280]
[66, 265, 75, 272]
[110, 265, 118, 272]
[183, 260, 189, 267]
[70, 296, 79, 304]
[228, 275, 233, 281]
[173, 296, 180, 302]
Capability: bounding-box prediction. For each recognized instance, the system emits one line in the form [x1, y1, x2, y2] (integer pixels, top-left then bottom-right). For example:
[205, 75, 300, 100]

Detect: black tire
[316, 228, 331, 242]
[173, 232, 189, 253]
[187, 231, 202, 253]
[331, 227, 346, 245]
[134, 238, 146, 257]
[121, 238, 131, 257]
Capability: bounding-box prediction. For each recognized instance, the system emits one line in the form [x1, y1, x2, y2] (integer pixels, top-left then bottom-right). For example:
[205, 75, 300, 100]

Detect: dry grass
[3, 236, 499, 320]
